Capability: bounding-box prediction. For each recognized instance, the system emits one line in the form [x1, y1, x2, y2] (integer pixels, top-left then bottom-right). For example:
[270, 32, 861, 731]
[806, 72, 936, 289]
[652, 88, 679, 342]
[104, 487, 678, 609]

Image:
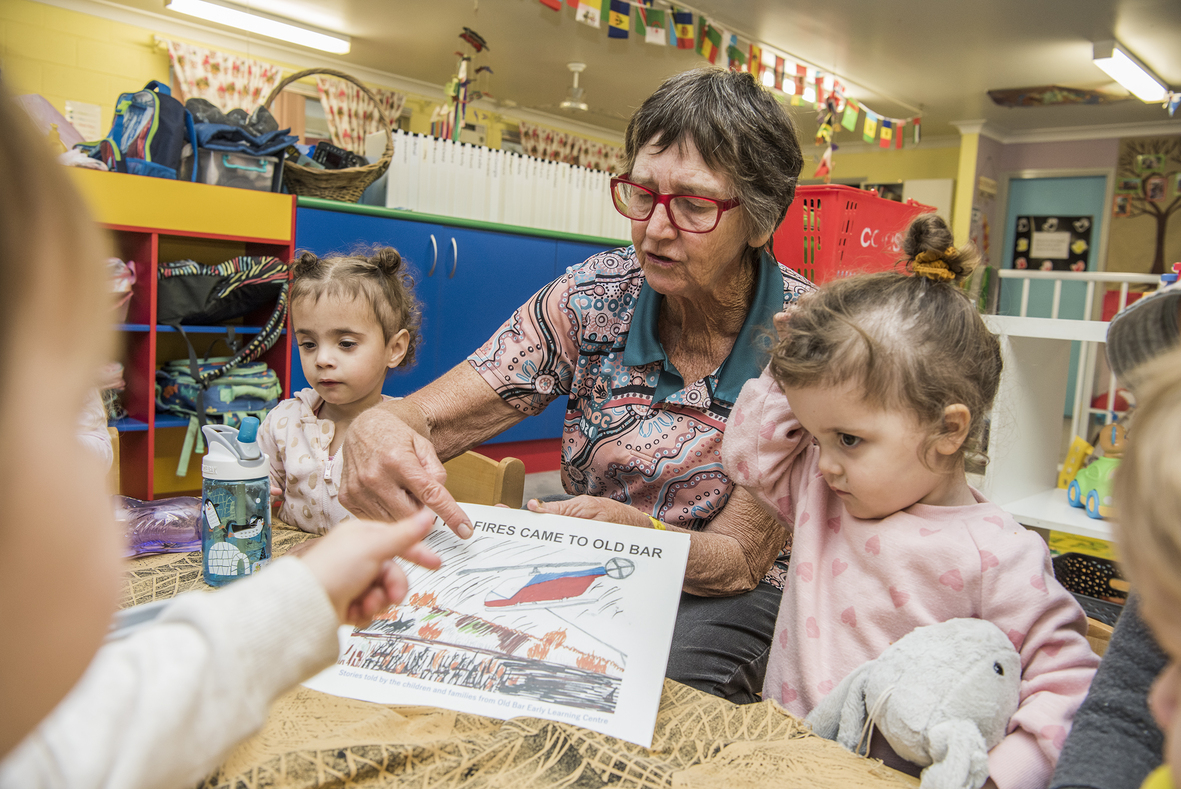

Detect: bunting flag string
[537, 0, 923, 151]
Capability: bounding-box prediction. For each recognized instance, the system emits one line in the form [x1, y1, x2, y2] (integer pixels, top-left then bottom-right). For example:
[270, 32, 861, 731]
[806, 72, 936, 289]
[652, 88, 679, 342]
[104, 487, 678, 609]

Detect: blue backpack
[86, 81, 197, 180]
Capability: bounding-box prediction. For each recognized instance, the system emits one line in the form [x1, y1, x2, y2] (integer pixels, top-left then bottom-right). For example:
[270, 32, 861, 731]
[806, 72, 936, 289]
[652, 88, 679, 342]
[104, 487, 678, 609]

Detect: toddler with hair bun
[258, 246, 422, 534]
[721, 214, 1099, 787]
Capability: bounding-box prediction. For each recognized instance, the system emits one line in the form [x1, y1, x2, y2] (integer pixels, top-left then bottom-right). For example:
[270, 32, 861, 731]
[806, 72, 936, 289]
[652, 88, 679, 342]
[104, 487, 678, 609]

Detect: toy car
[1066, 424, 1126, 520]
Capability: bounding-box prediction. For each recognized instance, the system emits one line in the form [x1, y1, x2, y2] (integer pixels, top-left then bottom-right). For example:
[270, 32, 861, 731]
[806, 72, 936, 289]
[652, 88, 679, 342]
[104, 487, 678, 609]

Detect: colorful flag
[863, 111, 878, 143]
[773, 56, 785, 90]
[895, 120, 904, 149]
[608, 0, 630, 38]
[694, 16, 706, 55]
[726, 35, 745, 70]
[673, 10, 694, 49]
[879, 119, 893, 149]
[567, 0, 577, 6]
[841, 99, 859, 131]
[815, 72, 826, 105]
[699, 23, 722, 63]
[635, 6, 666, 44]
[794, 64, 807, 95]
[813, 144, 833, 181]
[913, 117, 921, 145]
[539, 0, 562, 9]
[749, 43, 763, 80]
[576, 0, 601, 28]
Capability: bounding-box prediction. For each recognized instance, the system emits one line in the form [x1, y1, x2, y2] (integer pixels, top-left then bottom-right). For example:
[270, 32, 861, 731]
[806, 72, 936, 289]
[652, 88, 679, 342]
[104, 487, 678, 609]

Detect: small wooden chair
[442, 451, 526, 509]
[1086, 617, 1114, 657]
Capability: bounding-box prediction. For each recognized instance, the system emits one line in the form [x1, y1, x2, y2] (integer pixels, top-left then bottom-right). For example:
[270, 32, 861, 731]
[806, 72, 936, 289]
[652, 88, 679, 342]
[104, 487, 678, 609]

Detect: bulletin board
[1011, 215, 1093, 272]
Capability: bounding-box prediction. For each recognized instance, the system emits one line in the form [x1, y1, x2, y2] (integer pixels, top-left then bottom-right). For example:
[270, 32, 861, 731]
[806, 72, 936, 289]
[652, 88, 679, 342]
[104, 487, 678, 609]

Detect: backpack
[85, 81, 198, 180]
[156, 358, 282, 477]
[158, 256, 289, 326]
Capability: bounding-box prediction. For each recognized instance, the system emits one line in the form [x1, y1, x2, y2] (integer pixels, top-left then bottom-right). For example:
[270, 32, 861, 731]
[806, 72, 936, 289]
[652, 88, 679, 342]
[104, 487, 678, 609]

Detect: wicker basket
[264, 68, 393, 203]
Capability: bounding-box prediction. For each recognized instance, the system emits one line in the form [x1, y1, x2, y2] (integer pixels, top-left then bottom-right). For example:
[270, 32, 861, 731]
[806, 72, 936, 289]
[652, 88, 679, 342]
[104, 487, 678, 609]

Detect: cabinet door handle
[427, 234, 438, 277]
[448, 237, 458, 279]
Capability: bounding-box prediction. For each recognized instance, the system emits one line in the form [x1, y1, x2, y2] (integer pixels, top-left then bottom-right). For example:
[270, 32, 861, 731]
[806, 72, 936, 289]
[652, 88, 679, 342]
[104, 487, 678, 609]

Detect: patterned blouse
[468, 246, 813, 586]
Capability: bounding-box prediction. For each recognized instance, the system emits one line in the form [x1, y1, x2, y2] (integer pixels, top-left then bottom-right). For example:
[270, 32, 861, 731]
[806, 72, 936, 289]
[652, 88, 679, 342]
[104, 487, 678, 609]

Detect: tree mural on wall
[1116, 137, 1181, 275]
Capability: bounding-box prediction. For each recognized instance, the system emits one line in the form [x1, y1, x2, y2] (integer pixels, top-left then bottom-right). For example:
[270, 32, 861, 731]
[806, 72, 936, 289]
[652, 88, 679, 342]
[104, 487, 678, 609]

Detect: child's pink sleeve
[721, 366, 812, 532]
[257, 407, 285, 494]
[977, 525, 1100, 789]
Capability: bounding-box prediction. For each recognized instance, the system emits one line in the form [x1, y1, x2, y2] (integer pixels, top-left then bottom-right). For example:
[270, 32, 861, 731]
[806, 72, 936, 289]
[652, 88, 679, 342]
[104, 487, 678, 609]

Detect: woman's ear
[386, 329, 411, 369]
[935, 404, 972, 456]
[749, 229, 773, 249]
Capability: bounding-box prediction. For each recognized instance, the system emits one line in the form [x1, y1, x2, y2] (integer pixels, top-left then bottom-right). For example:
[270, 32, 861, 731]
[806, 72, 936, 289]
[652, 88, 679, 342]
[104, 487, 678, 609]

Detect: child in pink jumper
[722, 215, 1099, 789]
[260, 248, 421, 534]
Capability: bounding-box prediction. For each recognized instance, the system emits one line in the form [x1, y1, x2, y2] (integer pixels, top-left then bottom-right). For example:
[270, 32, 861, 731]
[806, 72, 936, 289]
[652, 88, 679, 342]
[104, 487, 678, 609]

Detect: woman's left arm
[527, 487, 784, 596]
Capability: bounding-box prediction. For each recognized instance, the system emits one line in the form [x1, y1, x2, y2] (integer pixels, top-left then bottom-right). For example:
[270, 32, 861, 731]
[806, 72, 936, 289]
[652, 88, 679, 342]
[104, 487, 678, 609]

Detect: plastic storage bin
[773, 185, 934, 284]
[180, 150, 284, 192]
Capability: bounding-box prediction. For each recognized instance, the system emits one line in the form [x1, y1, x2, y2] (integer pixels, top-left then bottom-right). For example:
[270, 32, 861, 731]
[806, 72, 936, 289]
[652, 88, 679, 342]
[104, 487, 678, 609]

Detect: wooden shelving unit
[71, 170, 296, 499]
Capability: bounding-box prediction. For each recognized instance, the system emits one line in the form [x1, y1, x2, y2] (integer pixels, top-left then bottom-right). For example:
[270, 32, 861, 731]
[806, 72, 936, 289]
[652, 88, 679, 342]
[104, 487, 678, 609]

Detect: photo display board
[1011, 215, 1093, 272]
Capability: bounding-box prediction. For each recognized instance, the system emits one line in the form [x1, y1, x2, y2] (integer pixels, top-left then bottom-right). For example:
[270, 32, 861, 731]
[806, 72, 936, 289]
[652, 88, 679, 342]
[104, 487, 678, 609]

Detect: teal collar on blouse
[622, 249, 785, 406]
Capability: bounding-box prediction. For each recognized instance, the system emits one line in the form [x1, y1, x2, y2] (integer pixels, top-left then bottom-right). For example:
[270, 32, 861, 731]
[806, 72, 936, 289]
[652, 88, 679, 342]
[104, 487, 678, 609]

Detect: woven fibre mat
[123, 525, 917, 789]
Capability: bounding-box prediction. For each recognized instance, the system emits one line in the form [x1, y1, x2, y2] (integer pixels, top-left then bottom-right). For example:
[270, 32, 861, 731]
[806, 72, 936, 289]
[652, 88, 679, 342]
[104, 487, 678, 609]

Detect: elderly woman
[340, 67, 812, 703]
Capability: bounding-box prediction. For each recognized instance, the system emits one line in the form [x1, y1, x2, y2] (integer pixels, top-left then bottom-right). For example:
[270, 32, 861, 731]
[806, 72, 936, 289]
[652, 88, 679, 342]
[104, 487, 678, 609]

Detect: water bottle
[201, 417, 271, 587]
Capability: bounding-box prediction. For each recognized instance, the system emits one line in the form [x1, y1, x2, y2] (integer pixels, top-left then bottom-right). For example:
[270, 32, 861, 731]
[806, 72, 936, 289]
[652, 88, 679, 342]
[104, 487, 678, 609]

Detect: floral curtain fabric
[314, 76, 406, 156]
[164, 40, 282, 112]
[517, 121, 622, 173]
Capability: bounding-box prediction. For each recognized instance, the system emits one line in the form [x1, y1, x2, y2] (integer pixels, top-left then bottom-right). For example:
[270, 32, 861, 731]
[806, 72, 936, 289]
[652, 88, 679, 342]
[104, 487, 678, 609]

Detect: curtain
[517, 121, 622, 173]
[164, 40, 282, 112]
[315, 76, 406, 156]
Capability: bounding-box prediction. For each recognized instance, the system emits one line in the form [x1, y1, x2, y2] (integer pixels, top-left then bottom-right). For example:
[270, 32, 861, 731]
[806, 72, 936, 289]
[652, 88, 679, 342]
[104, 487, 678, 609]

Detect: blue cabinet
[293, 205, 624, 443]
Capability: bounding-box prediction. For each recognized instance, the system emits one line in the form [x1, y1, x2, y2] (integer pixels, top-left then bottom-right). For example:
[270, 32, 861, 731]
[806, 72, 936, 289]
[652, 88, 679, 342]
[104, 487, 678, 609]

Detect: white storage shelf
[980, 314, 1113, 541]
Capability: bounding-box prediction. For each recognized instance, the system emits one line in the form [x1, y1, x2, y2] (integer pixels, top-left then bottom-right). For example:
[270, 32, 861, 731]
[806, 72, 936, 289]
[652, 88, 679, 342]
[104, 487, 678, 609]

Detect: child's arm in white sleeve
[0, 559, 339, 789]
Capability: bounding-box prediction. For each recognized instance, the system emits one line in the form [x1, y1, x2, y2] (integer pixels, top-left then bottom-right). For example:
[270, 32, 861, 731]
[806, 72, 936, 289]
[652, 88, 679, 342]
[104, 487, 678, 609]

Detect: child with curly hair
[722, 214, 1099, 787]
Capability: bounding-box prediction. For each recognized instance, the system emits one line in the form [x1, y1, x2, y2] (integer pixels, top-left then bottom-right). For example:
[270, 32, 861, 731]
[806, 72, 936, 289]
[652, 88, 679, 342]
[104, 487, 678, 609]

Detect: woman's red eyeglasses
[610, 176, 742, 233]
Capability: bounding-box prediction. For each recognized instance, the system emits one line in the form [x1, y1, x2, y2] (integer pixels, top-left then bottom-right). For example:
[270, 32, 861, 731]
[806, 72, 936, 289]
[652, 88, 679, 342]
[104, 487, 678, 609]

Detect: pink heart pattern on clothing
[979, 550, 999, 571]
[1008, 629, 1026, 651]
[776, 496, 792, 520]
[920, 527, 942, 537]
[841, 606, 857, 627]
[796, 562, 814, 582]
[780, 683, 798, 704]
[865, 534, 880, 555]
[1041, 725, 1067, 751]
[779, 629, 790, 649]
[1043, 642, 1062, 657]
[806, 617, 820, 638]
[984, 515, 1006, 528]
[889, 586, 910, 608]
[817, 679, 834, 695]
[827, 517, 842, 534]
[1031, 574, 1047, 592]
[939, 569, 964, 591]
[735, 460, 750, 480]
[798, 511, 810, 526]
[732, 409, 745, 427]
[759, 420, 778, 440]
[832, 558, 848, 577]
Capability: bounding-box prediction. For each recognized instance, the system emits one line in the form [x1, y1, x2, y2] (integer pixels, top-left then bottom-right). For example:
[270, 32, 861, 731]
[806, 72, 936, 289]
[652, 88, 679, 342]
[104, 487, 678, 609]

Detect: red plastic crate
[773, 185, 935, 284]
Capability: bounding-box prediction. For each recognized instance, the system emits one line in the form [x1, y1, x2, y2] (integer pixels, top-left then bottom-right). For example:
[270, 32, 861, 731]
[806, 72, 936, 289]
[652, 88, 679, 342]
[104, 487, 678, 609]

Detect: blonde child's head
[291, 247, 422, 368]
[769, 214, 1002, 472]
[0, 80, 124, 754]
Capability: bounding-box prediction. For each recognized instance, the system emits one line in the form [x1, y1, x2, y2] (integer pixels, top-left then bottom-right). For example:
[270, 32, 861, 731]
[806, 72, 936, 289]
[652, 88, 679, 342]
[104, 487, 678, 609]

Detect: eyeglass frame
[609, 175, 743, 234]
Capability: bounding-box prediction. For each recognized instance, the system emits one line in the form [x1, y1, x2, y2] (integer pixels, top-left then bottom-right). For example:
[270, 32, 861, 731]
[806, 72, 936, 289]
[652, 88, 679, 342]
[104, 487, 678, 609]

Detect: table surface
[125, 523, 918, 789]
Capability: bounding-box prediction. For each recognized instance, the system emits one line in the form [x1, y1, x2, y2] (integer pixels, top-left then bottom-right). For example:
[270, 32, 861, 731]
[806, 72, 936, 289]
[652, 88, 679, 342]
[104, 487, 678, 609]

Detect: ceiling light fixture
[165, 0, 351, 54]
[1092, 40, 1167, 102]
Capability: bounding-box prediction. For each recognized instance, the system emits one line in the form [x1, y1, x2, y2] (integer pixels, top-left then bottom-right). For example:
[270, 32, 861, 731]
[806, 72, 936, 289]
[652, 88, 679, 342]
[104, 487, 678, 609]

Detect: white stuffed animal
[805, 618, 1021, 789]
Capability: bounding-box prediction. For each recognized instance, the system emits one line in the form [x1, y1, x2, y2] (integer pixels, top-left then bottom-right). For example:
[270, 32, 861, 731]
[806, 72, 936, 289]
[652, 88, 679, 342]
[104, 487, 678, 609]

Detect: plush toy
[805, 618, 1021, 789]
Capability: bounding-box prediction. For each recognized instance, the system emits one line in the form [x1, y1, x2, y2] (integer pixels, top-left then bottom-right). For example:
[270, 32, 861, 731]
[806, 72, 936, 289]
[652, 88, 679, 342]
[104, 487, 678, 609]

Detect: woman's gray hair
[621, 67, 803, 252]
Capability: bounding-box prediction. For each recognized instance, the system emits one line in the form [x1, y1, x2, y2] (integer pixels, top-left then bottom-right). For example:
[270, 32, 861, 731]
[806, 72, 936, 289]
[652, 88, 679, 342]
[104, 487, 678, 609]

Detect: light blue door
[998, 175, 1109, 415]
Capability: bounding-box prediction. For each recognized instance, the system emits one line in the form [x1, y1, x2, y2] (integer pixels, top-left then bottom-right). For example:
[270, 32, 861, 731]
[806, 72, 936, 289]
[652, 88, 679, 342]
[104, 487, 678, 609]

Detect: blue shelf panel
[116, 324, 286, 335]
[155, 415, 192, 428]
[110, 417, 148, 432]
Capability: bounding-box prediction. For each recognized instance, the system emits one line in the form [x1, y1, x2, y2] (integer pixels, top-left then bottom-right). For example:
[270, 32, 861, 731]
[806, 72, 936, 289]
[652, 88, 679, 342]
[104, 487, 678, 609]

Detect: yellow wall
[826, 144, 961, 185]
[1, 0, 169, 131]
[0, 0, 602, 153]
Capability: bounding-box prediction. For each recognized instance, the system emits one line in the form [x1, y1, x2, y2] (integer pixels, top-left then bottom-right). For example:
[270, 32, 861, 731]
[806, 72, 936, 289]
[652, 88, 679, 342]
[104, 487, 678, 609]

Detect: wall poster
[1011, 215, 1093, 272]
[305, 503, 691, 747]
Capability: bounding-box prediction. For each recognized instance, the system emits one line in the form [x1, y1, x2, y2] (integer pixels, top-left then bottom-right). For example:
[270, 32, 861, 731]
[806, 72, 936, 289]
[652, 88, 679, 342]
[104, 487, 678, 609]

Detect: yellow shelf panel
[69, 169, 294, 242]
